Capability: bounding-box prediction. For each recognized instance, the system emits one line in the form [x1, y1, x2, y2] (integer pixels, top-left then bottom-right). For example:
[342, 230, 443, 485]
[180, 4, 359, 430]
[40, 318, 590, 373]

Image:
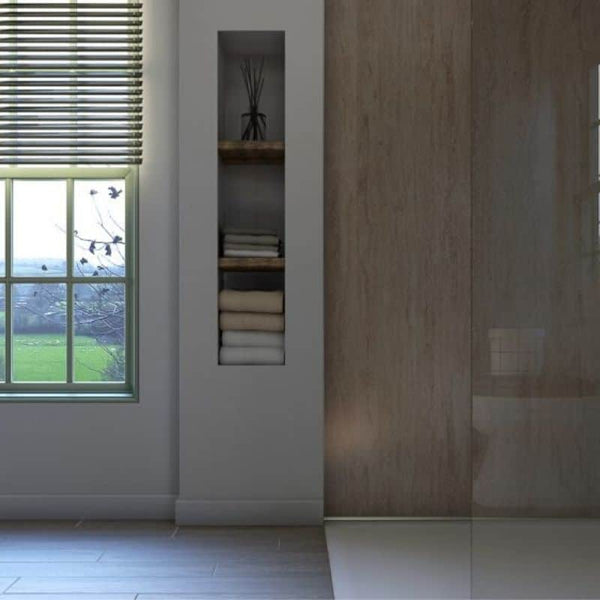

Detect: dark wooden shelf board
[219, 257, 285, 272]
[218, 140, 285, 164]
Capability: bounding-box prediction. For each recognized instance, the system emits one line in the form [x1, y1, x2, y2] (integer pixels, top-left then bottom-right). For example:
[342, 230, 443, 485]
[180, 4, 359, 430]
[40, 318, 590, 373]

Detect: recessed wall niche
[217, 31, 286, 366]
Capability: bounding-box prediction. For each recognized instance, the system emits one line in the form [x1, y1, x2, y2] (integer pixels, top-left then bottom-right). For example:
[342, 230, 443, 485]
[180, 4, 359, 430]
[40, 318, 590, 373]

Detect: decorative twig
[240, 56, 267, 141]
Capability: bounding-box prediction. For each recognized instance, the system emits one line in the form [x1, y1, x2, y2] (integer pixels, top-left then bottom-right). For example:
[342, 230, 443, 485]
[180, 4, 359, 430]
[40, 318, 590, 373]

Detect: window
[0, 0, 141, 398]
[0, 167, 136, 398]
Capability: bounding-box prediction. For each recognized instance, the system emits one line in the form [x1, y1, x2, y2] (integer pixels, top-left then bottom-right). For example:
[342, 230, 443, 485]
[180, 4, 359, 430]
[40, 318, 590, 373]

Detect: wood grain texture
[218, 141, 284, 164]
[219, 257, 285, 271]
[324, 0, 472, 516]
[472, 0, 600, 516]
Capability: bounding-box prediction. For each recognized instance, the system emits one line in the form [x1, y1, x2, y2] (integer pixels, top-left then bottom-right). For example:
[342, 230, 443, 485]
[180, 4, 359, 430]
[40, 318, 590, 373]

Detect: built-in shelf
[218, 140, 285, 164]
[219, 257, 285, 272]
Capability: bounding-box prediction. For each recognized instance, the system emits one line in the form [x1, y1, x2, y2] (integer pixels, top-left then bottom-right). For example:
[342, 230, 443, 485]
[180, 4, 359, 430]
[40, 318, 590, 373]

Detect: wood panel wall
[324, 0, 472, 516]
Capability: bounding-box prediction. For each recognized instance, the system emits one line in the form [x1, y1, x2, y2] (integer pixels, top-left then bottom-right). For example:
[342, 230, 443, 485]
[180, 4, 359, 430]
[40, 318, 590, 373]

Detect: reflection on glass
[597, 127, 600, 181]
[13, 181, 67, 278]
[74, 283, 125, 383]
[74, 180, 126, 278]
[597, 194, 600, 247]
[12, 284, 66, 383]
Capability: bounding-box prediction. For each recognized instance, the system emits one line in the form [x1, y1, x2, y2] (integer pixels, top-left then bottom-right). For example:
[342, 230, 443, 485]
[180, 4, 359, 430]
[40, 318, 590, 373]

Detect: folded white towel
[224, 249, 279, 258]
[222, 330, 285, 348]
[224, 228, 277, 236]
[224, 233, 279, 246]
[224, 243, 279, 253]
[220, 346, 284, 365]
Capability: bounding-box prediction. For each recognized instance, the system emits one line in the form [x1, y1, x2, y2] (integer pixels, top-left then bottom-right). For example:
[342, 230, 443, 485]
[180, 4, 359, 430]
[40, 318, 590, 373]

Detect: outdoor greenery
[0, 334, 117, 383]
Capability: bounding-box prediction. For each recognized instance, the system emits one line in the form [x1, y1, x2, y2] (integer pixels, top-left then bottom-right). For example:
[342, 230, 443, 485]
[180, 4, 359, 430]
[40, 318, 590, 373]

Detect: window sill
[0, 392, 137, 404]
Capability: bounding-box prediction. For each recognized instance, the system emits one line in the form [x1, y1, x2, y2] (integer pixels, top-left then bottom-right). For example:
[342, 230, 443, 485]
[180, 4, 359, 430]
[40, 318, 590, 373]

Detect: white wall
[178, 0, 324, 526]
[0, 0, 179, 519]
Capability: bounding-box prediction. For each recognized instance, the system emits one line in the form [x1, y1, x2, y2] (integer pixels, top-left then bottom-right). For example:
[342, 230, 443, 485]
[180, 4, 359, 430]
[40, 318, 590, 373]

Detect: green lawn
[0, 334, 119, 383]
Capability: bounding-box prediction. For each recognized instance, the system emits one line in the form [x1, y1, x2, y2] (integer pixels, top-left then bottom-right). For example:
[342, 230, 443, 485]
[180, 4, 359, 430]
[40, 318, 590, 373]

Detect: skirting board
[175, 499, 323, 526]
[0, 495, 176, 520]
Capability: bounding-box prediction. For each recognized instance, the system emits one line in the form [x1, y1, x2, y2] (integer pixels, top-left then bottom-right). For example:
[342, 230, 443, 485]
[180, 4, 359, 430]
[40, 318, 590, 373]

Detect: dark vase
[241, 107, 267, 141]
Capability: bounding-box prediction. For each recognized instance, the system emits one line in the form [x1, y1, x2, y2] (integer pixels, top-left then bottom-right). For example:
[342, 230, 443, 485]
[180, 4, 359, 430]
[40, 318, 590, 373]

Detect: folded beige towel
[224, 233, 279, 246]
[224, 249, 279, 258]
[222, 330, 285, 348]
[220, 346, 284, 365]
[219, 290, 284, 314]
[220, 311, 285, 332]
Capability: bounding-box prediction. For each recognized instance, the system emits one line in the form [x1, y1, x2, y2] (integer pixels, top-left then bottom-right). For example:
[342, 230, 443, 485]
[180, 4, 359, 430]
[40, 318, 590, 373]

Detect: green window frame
[0, 166, 137, 401]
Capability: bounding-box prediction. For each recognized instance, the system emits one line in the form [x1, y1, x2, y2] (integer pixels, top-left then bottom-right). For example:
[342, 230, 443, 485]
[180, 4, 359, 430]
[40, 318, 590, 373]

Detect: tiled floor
[0, 521, 334, 599]
[326, 521, 471, 599]
[326, 519, 600, 599]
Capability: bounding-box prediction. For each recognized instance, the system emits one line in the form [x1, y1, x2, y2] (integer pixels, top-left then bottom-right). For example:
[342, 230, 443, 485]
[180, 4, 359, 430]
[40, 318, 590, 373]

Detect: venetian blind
[0, 1, 142, 164]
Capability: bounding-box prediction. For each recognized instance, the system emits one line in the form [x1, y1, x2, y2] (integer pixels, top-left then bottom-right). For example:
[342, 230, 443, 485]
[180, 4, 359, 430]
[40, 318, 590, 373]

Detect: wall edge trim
[0, 494, 176, 520]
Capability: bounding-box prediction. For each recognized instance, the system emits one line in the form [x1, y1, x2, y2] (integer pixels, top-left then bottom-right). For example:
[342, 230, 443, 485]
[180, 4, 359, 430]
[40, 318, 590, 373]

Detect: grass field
[1, 333, 119, 382]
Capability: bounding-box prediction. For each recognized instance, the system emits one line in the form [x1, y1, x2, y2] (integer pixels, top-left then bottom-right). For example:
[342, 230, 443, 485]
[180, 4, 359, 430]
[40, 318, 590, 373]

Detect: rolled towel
[222, 330, 285, 348]
[224, 233, 279, 246]
[220, 346, 284, 365]
[224, 249, 279, 258]
[220, 311, 285, 332]
[224, 243, 279, 252]
[219, 290, 283, 314]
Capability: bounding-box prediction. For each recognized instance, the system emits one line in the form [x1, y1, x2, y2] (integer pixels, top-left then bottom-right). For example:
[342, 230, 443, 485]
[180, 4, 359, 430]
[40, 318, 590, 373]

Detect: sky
[0, 179, 126, 267]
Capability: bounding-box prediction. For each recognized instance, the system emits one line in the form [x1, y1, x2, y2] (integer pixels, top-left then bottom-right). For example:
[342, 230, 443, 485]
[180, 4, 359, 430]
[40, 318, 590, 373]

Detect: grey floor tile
[3, 596, 135, 600]
[100, 545, 282, 562]
[0, 561, 215, 577]
[326, 521, 471, 599]
[0, 523, 332, 599]
[76, 520, 175, 532]
[472, 520, 600, 600]
[0, 549, 102, 562]
[137, 596, 329, 600]
[215, 552, 331, 576]
[9, 575, 333, 596]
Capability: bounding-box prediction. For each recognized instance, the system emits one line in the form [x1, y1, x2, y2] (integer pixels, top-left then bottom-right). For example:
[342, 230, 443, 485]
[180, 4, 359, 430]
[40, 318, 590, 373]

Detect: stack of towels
[219, 289, 285, 365]
[222, 229, 281, 258]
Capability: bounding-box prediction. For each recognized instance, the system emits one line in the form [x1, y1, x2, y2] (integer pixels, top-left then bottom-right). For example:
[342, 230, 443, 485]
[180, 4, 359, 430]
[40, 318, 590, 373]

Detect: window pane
[13, 181, 67, 278]
[0, 183, 4, 277]
[74, 283, 126, 383]
[12, 284, 67, 383]
[0, 285, 4, 383]
[74, 181, 126, 278]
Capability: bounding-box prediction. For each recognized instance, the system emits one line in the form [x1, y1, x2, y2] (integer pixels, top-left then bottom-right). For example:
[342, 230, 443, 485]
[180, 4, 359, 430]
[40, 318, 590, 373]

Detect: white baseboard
[175, 499, 323, 526]
[0, 495, 176, 520]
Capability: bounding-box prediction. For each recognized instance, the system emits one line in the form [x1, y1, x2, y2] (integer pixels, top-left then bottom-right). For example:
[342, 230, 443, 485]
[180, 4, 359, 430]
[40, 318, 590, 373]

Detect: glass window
[0, 168, 136, 398]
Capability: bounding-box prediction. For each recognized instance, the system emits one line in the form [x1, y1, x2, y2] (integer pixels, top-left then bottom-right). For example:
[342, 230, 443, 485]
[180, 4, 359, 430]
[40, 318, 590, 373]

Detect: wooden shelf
[218, 140, 284, 164]
[219, 257, 285, 272]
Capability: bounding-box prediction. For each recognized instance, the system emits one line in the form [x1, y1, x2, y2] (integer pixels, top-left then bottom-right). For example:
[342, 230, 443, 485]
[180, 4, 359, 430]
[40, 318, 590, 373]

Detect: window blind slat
[0, 2, 142, 8]
[0, 0, 142, 165]
[0, 132, 141, 138]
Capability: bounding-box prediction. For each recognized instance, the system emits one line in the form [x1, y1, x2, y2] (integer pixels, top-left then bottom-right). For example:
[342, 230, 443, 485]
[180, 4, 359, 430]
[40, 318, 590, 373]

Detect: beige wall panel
[324, 0, 472, 516]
